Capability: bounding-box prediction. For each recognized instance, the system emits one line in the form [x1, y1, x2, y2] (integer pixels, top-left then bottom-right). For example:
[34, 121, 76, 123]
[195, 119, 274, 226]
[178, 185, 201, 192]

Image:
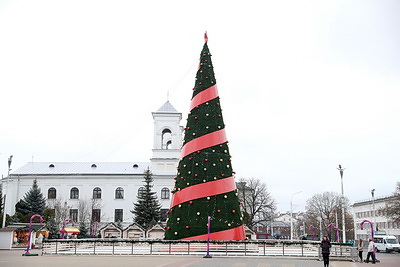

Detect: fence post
[75, 241, 77, 255]
[263, 242, 266, 256]
[55, 240, 58, 254]
[301, 243, 304, 256]
[245, 242, 247, 256]
[282, 242, 285, 256]
[187, 242, 190, 255]
[169, 242, 171, 254]
[226, 242, 228, 256]
[318, 245, 321, 261]
[94, 240, 96, 255]
[131, 242, 134, 255]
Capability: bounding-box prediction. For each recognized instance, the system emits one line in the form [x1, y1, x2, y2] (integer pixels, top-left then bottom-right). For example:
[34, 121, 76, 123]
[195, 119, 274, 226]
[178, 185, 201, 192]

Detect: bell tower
[150, 101, 183, 174]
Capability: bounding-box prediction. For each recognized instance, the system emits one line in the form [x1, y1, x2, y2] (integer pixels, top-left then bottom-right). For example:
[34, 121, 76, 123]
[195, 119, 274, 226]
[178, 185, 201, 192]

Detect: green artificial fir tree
[164, 33, 245, 240]
[78, 222, 89, 238]
[42, 208, 59, 239]
[131, 169, 162, 230]
[16, 179, 47, 216]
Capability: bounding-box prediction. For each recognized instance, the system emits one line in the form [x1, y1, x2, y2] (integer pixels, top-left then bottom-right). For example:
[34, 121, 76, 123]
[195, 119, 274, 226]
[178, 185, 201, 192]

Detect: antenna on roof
[167, 90, 170, 101]
[32, 154, 34, 163]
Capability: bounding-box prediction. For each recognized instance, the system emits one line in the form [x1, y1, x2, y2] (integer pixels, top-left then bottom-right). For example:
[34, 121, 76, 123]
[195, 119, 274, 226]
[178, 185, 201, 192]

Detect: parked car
[374, 235, 400, 253]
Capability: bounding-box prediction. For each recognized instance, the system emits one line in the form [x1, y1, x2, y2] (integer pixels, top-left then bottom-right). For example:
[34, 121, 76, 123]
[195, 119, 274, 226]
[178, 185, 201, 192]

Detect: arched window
[70, 187, 79, 199]
[48, 187, 56, 199]
[115, 187, 124, 199]
[138, 187, 146, 197]
[161, 128, 172, 149]
[93, 187, 101, 199]
[161, 187, 170, 199]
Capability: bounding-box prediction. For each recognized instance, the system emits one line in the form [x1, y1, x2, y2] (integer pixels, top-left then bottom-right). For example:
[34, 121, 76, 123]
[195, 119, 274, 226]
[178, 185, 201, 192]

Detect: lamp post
[371, 189, 376, 231]
[318, 217, 323, 240]
[2, 155, 13, 228]
[337, 164, 346, 243]
[270, 207, 274, 238]
[290, 191, 302, 240]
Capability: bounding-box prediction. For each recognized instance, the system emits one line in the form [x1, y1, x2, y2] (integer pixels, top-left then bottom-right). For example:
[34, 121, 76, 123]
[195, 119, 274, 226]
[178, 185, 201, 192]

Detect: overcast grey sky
[1, 0, 399, 212]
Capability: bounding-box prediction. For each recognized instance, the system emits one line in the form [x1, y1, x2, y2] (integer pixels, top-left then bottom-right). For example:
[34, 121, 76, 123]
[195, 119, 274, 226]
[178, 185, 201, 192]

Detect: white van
[374, 235, 400, 253]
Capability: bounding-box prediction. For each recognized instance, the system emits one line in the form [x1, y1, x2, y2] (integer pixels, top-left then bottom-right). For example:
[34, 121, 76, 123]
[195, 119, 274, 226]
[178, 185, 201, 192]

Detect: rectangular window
[92, 209, 101, 223]
[70, 209, 78, 222]
[115, 209, 123, 222]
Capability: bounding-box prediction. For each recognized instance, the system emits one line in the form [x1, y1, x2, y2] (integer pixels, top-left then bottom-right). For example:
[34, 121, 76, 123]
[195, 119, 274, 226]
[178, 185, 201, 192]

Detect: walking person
[357, 239, 364, 262]
[365, 239, 376, 264]
[320, 236, 332, 267]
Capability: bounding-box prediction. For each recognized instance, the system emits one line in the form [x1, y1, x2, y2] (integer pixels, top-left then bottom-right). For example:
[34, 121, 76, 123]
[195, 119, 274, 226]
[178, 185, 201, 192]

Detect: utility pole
[2, 155, 13, 228]
[290, 191, 302, 240]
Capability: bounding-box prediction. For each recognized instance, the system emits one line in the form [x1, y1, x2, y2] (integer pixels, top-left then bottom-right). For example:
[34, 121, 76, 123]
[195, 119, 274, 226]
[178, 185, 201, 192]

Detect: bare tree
[45, 198, 70, 238]
[78, 198, 103, 237]
[305, 192, 353, 241]
[237, 177, 276, 229]
[78, 199, 91, 224]
[385, 182, 400, 223]
[47, 198, 69, 227]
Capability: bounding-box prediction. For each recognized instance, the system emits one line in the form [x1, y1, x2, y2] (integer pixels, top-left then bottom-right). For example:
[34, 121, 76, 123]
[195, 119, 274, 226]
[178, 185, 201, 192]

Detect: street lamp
[290, 190, 302, 240]
[371, 189, 376, 231]
[337, 164, 346, 243]
[2, 155, 13, 228]
[270, 207, 274, 238]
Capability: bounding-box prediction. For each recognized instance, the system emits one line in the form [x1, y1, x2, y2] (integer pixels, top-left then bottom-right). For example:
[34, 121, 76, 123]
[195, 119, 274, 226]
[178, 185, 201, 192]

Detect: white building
[352, 195, 400, 241]
[1, 101, 183, 228]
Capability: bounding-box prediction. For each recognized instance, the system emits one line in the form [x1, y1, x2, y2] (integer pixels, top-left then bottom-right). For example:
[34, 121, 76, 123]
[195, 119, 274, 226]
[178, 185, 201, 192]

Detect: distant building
[352, 195, 400, 240]
[273, 212, 303, 239]
[1, 101, 183, 229]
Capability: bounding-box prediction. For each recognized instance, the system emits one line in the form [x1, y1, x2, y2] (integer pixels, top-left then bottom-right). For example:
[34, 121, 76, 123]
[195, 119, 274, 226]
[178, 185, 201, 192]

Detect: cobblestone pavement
[0, 249, 398, 267]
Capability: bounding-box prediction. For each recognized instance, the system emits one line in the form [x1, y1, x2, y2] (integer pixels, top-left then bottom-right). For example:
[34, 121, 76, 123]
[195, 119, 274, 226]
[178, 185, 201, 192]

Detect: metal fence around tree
[42, 239, 357, 261]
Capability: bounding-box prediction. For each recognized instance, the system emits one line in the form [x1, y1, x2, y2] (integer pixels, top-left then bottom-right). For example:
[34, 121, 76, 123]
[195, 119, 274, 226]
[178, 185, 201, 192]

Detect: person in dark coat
[320, 236, 332, 267]
[357, 239, 364, 262]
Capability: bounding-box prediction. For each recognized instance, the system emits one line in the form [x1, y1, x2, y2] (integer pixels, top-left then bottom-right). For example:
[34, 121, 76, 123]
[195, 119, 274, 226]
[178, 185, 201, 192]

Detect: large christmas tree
[164, 33, 245, 240]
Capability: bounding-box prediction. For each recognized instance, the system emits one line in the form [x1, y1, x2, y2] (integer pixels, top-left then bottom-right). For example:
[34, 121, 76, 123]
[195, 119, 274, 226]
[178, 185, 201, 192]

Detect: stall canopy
[59, 227, 80, 233]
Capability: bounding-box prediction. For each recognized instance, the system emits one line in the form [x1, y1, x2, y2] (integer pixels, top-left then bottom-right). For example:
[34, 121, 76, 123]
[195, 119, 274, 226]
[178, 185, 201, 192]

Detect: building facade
[352, 195, 400, 241]
[1, 101, 183, 228]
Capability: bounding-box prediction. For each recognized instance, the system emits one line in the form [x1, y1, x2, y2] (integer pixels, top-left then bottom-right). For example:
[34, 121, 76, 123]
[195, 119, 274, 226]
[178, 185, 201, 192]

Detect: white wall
[3, 172, 175, 228]
[0, 231, 13, 249]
